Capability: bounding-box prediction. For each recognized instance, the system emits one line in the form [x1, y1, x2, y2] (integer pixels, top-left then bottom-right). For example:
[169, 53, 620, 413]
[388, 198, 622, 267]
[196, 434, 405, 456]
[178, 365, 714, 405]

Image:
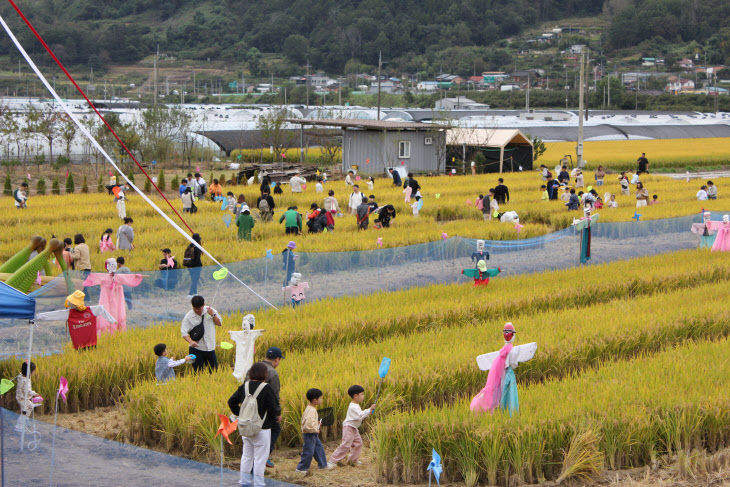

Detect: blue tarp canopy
[0, 280, 36, 319]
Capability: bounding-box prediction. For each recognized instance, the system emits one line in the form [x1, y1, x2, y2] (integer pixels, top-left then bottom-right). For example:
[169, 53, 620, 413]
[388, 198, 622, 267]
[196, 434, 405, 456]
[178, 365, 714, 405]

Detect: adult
[260, 347, 284, 467]
[637, 153, 649, 174]
[181, 295, 221, 372]
[323, 190, 340, 214]
[407, 173, 420, 196]
[236, 205, 255, 241]
[558, 166, 570, 184]
[178, 178, 188, 197]
[635, 182, 649, 207]
[348, 185, 364, 215]
[155, 248, 179, 290]
[282, 241, 296, 286]
[345, 170, 354, 186]
[116, 217, 135, 250]
[697, 185, 709, 201]
[193, 173, 207, 199]
[306, 204, 327, 233]
[181, 188, 195, 213]
[115, 184, 127, 219]
[494, 178, 510, 204]
[13, 182, 28, 209]
[234, 194, 247, 216]
[231, 362, 279, 483]
[72, 234, 92, 303]
[389, 168, 402, 187]
[256, 190, 275, 222]
[707, 181, 718, 200]
[184, 233, 203, 298]
[594, 166, 606, 187]
[208, 179, 223, 199]
[374, 204, 396, 228]
[289, 172, 306, 193]
[259, 175, 271, 195]
[62, 237, 74, 270]
[619, 173, 630, 196]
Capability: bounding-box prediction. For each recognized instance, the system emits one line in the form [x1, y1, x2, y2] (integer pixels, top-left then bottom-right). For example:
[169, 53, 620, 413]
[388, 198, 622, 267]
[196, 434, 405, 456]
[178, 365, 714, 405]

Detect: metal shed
[446, 128, 534, 173]
[285, 119, 448, 175]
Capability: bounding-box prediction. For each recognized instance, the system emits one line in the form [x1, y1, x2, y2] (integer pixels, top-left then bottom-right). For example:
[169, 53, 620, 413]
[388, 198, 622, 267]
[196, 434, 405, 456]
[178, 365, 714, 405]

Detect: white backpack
[237, 381, 267, 437]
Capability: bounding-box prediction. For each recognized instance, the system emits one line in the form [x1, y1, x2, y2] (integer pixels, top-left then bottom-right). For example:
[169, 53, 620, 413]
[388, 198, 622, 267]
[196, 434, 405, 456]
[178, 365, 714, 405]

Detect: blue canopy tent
[0, 280, 37, 319]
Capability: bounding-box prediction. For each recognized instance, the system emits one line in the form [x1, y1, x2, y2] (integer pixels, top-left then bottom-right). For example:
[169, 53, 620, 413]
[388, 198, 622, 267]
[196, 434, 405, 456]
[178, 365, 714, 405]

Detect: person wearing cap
[155, 248, 179, 291]
[289, 172, 306, 193]
[282, 241, 296, 286]
[235, 204, 255, 241]
[248, 346, 284, 467]
[181, 295, 222, 372]
[34, 291, 116, 350]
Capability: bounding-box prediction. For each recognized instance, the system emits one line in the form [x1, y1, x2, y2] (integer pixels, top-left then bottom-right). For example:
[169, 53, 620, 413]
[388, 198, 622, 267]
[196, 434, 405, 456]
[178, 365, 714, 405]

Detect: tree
[158, 169, 166, 190]
[257, 107, 297, 160]
[525, 133, 547, 163]
[140, 106, 185, 164]
[283, 35, 309, 65]
[170, 174, 179, 189]
[36, 176, 47, 195]
[51, 177, 60, 195]
[97, 174, 104, 193]
[246, 48, 263, 77]
[60, 114, 77, 158]
[81, 176, 89, 193]
[65, 173, 75, 194]
[144, 177, 152, 193]
[127, 171, 135, 184]
[34, 104, 64, 166]
[3, 174, 11, 196]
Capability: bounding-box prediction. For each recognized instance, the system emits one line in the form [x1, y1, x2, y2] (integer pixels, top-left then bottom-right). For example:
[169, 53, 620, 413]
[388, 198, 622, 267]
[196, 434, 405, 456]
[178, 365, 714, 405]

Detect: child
[15, 361, 41, 432]
[356, 197, 370, 230]
[594, 196, 603, 209]
[14, 188, 27, 209]
[295, 388, 333, 473]
[619, 174, 630, 195]
[226, 192, 236, 212]
[649, 194, 658, 205]
[328, 385, 375, 467]
[560, 186, 571, 203]
[707, 181, 718, 200]
[488, 188, 499, 221]
[607, 194, 618, 208]
[325, 209, 336, 232]
[367, 195, 378, 214]
[566, 189, 580, 211]
[540, 185, 548, 201]
[99, 228, 116, 253]
[697, 185, 709, 201]
[411, 195, 421, 216]
[116, 256, 133, 310]
[539, 164, 548, 181]
[345, 170, 355, 186]
[154, 343, 192, 384]
[315, 178, 324, 193]
[366, 176, 374, 191]
[574, 170, 584, 188]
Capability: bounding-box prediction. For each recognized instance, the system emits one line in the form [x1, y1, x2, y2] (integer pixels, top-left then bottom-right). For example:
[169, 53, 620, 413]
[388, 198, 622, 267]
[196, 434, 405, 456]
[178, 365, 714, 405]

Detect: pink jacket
[99, 235, 116, 253]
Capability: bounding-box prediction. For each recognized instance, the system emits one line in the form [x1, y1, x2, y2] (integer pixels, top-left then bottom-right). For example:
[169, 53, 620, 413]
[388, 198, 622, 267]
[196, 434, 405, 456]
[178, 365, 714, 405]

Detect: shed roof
[446, 128, 533, 148]
[284, 118, 442, 130]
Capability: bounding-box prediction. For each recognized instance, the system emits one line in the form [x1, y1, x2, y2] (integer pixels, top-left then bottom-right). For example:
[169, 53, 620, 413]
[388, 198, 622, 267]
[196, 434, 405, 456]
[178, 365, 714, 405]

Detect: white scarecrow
[229, 314, 264, 382]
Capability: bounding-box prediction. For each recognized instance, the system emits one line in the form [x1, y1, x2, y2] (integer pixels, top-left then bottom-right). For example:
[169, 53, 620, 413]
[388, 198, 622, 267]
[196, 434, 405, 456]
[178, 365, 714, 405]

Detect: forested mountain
[0, 0, 729, 74]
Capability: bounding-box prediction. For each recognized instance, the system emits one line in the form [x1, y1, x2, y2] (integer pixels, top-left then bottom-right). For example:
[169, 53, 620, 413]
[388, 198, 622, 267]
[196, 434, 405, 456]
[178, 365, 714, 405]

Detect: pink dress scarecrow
[82, 258, 143, 334]
[706, 215, 730, 252]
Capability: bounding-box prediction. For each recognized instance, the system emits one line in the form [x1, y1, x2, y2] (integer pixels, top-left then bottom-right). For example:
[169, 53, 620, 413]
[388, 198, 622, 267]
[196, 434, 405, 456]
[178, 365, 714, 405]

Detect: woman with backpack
[228, 362, 279, 486]
[183, 233, 203, 298]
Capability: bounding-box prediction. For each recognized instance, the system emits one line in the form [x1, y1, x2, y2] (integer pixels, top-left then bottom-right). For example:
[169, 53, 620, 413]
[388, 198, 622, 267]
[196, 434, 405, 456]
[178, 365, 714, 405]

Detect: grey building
[286, 119, 448, 175]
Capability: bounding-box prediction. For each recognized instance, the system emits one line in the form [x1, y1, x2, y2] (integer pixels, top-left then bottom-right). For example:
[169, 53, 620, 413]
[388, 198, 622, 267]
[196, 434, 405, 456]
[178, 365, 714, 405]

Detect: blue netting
[0, 212, 714, 356]
[0, 408, 295, 487]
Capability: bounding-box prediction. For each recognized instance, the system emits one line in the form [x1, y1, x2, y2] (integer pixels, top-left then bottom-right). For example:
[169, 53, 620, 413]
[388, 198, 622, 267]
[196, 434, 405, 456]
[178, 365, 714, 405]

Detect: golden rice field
[543, 137, 730, 170]
[2, 249, 730, 484]
[1, 170, 725, 272]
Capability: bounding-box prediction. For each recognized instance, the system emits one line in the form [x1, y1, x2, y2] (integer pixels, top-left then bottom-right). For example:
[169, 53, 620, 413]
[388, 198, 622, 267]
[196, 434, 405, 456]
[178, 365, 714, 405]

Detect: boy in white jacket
[328, 385, 375, 467]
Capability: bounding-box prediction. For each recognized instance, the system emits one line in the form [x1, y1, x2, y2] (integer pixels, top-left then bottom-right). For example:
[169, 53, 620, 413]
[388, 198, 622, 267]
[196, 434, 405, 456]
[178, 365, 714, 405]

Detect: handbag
[189, 315, 205, 342]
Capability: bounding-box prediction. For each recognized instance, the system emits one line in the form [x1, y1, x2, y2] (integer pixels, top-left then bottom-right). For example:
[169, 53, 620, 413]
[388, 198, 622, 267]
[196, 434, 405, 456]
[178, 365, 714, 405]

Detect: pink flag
[441, 232, 448, 240]
[27, 173, 31, 180]
[196, 166, 201, 172]
[515, 223, 524, 233]
[65, 171, 69, 177]
[57, 376, 68, 403]
[36, 271, 42, 285]
[376, 237, 383, 247]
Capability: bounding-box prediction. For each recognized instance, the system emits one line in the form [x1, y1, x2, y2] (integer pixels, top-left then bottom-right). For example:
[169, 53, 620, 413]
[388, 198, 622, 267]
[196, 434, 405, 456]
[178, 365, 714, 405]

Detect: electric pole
[306, 60, 310, 109]
[377, 51, 382, 120]
[154, 44, 159, 106]
[577, 47, 585, 168]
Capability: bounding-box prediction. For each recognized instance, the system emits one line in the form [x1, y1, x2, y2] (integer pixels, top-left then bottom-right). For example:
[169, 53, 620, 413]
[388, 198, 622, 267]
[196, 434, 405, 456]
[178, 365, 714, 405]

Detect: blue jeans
[188, 266, 202, 296]
[269, 420, 281, 454]
[596, 180, 604, 187]
[81, 269, 91, 304]
[296, 433, 327, 470]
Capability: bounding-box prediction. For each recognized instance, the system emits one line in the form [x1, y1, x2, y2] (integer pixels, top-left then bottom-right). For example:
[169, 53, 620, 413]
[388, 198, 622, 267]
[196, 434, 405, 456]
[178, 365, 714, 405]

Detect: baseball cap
[266, 347, 285, 359]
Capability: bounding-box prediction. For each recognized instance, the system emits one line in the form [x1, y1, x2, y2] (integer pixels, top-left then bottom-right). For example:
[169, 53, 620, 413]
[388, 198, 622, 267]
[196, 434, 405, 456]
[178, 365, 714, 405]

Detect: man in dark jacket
[389, 168, 402, 187]
[256, 190, 276, 222]
[407, 173, 421, 194]
[374, 204, 396, 228]
[494, 178, 509, 204]
[558, 166, 570, 184]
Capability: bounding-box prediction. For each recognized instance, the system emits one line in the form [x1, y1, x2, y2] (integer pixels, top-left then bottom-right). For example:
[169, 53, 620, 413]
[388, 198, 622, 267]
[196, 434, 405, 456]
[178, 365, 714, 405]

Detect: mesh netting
[0, 212, 710, 356]
[0, 408, 294, 486]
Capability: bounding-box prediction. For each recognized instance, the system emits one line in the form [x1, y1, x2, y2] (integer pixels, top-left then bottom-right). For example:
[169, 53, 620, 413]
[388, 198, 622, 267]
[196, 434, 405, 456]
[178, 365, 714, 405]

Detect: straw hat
[65, 291, 86, 309]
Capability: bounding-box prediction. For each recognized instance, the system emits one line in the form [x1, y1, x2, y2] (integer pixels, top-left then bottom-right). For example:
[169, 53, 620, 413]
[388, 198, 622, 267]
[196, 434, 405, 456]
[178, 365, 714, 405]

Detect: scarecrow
[691, 211, 717, 249]
[470, 323, 537, 416]
[34, 291, 116, 349]
[707, 214, 730, 252]
[470, 239, 490, 264]
[82, 258, 143, 334]
[229, 314, 264, 382]
[462, 260, 501, 286]
[283, 272, 309, 307]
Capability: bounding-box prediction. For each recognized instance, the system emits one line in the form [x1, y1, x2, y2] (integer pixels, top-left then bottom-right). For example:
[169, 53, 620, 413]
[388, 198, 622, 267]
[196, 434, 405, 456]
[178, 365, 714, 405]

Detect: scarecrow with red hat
[470, 322, 537, 416]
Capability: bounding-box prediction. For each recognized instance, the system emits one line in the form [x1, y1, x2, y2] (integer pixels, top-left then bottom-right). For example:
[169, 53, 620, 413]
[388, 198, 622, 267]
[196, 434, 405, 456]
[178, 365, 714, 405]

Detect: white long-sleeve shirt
[348, 191, 364, 211]
[289, 176, 306, 193]
[35, 305, 116, 324]
[342, 402, 371, 429]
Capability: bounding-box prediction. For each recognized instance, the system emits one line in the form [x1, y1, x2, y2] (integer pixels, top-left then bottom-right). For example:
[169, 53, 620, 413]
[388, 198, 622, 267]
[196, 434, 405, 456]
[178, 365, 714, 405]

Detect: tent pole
[20, 319, 35, 452]
[500, 146, 505, 173]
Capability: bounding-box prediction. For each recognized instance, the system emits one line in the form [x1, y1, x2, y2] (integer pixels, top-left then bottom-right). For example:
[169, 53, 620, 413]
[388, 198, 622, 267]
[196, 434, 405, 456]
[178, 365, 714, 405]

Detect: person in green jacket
[235, 205, 255, 241]
[279, 206, 302, 235]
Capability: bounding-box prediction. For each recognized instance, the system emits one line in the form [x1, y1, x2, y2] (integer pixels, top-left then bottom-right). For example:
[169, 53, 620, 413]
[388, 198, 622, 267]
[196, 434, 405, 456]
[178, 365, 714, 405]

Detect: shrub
[81, 176, 89, 194]
[157, 169, 166, 191]
[127, 172, 135, 184]
[51, 177, 60, 195]
[170, 175, 179, 189]
[3, 174, 11, 196]
[97, 175, 104, 193]
[144, 177, 152, 193]
[219, 173, 226, 186]
[36, 177, 46, 195]
[65, 173, 75, 194]
[230, 172, 237, 186]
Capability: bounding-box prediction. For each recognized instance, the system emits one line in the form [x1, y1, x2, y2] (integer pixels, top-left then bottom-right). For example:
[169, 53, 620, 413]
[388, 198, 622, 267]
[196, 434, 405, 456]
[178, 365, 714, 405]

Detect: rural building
[434, 97, 490, 110]
[665, 77, 695, 94]
[285, 119, 448, 175]
[678, 58, 694, 69]
[446, 128, 533, 173]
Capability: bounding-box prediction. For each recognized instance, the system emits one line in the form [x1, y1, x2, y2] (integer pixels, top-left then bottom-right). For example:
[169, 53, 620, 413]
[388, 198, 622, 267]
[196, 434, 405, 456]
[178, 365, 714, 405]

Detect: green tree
[170, 174, 179, 189]
[230, 172, 237, 186]
[3, 174, 11, 196]
[65, 173, 75, 194]
[127, 172, 135, 184]
[97, 175, 104, 193]
[36, 176, 47, 195]
[283, 35, 309, 65]
[81, 176, 89, 194]
[51, 177, 60, 195]
[158, 169, 166, 190]
[144, 177, 152, 193]
[246, 48, 263, 77]
[525, 133, 547, 162]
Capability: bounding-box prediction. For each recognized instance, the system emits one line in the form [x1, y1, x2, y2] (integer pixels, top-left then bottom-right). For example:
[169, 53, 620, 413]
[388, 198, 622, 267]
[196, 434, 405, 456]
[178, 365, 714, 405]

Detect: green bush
[170, 175, 179, 189]
[219, 173, 226, 185]
[65, 173, 75, 194]
[144, 177, 152, 193]
[36, 177, 47, 195]
[3, 174, 11, 196]
[157, 169, 166, 190]
[127, 172, 135, 184]
[230, 172, 237, 186]
[97, 175, 104, 193]
[51, 177, 60, 195]
[81, 176, 89, 194]
[52, 155, 70, 170]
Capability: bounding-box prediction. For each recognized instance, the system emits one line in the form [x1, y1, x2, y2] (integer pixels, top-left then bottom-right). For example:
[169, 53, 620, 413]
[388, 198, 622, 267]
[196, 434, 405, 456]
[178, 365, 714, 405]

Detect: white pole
[20, 320, 35, 452]
[49, 391, 59, 487]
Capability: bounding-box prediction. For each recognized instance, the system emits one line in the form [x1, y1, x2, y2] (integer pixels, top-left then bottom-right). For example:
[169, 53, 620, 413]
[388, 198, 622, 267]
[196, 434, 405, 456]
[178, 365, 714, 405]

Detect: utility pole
[377, 50, 382, 120]
[577, 47, 585, 168]
[306, 59, 310, 108]
[154, 44, 159, 106]
[525, 71, 530, 111]
[607, 72, 611, 108]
